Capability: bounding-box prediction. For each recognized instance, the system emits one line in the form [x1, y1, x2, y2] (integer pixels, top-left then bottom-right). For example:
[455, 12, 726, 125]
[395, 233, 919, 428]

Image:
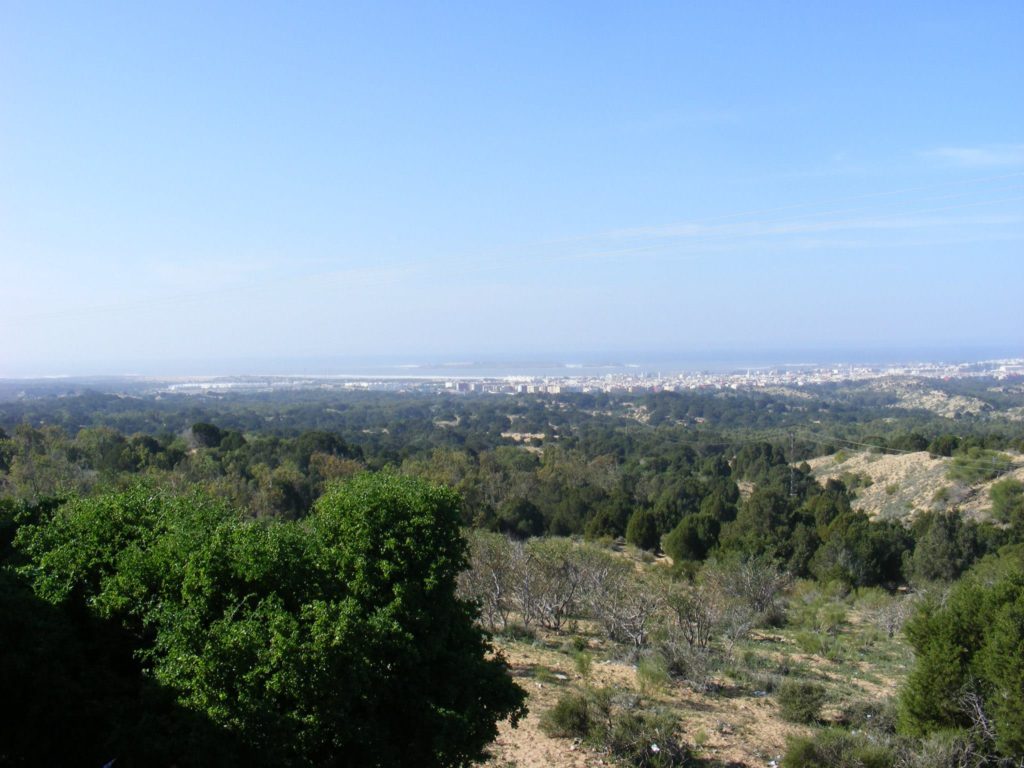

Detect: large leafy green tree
[11, 475, 526, 767]
[307, 473, 527, 765]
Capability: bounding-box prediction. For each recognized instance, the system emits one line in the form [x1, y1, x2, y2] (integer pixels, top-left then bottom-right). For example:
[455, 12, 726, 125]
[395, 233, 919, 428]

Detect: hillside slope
[806, 450, 1024, 522]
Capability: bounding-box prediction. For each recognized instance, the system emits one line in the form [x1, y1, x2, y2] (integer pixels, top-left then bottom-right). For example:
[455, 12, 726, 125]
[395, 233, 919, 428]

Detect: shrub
[658, 637, 717, 690]
[929, 435, 961, 458]
[626, 508, 661, 551]
[606, 709, 689, 768]
[533, 666, 559, 685]
[636, 653, 670, 696]
[840, 698, 897, 733]
[840, 471, 873, 493]
[663, 513, 720, 563]
[903, 729, 978, 768]
[745, 671, 783, 694]
[811, 512, 910, 588]
[816, 603, 847, 636]
[777, 680, 827, 724]
[498, 622, 536, 642]
[794, 630, 825, 655]
[783, 729, 897, 768]
[899, 550, 1024, 757]
[904, 511, 990, 585]
[541, 691, 592, 738]
[946, 448, 1013, 484]
[782, 734, 818, 768]
[574, 650, 593, 680]
[589, 561, 665, 650]
[701, 552, 791, 621]
[990, 478, 1024, 525]
[542, 687, 691, 768]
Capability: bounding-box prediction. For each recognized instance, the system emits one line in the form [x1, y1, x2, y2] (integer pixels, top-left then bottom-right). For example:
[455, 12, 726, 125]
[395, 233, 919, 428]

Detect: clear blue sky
[2, 1, 1022, 374]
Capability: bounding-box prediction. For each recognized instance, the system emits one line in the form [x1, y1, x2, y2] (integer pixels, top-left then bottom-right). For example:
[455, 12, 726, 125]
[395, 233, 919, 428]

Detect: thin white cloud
[580, 210, 1024, 244]
[517, 208, 1023, 267]
[925, 144, 1024, 168]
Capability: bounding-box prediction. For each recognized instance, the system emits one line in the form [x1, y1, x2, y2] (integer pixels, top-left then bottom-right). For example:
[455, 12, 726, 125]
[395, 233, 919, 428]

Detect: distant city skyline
[4, 354, 1022, 402]
[2, 2, 1022, 375]
[3, 346, 1023, 380]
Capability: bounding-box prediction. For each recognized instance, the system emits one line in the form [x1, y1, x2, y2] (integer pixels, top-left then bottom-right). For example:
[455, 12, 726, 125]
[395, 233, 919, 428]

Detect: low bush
[659, 639, 717, 691]
[947, 448, 1013, 484]
[606, 709, 689, 768]
[793, 629, 825, 654]
[541, 689, 688, 767]
[497, 622, 535, 642]
[749, 672, 783, 694]
[990, 477, 1024, 525]
[903, 729, 982, 768]
[540, 691, 592, 738]
[777, 680, 827, 724]
[574, 650, 593, 679]
[783, 729, 897, 768]
[839, 698, 897, 733]
[533, 665, 563, 685]
[793, 628, 847, 661]
[636, 653, 670, 695]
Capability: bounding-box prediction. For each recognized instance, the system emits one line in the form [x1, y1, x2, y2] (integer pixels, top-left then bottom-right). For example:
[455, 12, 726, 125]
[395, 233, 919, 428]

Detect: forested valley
[2, 380, 1023, 767]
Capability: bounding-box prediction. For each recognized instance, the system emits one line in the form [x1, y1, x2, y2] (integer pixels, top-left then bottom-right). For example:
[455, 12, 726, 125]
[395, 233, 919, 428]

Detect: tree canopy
[6, 475, 526, 767]
[899, 548, 1024, 757]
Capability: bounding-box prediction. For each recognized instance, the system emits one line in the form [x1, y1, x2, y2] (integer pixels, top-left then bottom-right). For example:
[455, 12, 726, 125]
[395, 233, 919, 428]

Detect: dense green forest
[2, 380, 1023, 766]
[2, 382, 1022, 545]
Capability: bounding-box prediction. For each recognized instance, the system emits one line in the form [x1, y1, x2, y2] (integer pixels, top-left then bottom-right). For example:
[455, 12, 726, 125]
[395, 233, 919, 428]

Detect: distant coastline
[2, 356, 1021, 401]
[3, 345, 1022, 381]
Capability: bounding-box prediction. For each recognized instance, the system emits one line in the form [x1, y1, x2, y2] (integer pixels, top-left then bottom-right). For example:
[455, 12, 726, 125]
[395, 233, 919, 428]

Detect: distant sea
[125, 345, 1023, 379]
[5, 345, 1021, 380]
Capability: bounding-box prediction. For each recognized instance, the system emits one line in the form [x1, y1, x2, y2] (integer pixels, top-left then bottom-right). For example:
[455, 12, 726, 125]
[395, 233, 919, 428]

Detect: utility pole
[789, 431, 796, 497]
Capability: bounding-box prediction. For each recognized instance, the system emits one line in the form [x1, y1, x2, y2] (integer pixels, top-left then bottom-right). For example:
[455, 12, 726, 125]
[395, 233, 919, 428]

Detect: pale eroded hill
[806, 450, 1024, 522]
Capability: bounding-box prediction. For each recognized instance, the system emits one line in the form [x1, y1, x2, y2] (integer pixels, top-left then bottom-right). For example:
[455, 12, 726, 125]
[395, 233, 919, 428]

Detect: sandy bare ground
[866, 378, 992, 419]
[807, 450, 1024, 522]
[484, 644, 612, 768]
[482, 629, 891, 768]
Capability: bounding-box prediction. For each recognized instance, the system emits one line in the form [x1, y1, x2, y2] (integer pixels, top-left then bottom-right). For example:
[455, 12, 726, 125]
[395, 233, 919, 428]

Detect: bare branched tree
[703, 552, 791, 619]
[528, 538, 589, 630]
[458, 530, 515, 630]
[587, 561, 665, 651]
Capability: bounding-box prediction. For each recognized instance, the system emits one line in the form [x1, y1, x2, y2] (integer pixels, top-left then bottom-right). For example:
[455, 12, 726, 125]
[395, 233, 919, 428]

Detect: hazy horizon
[3, 343, 1023, 380]
[3, 3, 1021, 374]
